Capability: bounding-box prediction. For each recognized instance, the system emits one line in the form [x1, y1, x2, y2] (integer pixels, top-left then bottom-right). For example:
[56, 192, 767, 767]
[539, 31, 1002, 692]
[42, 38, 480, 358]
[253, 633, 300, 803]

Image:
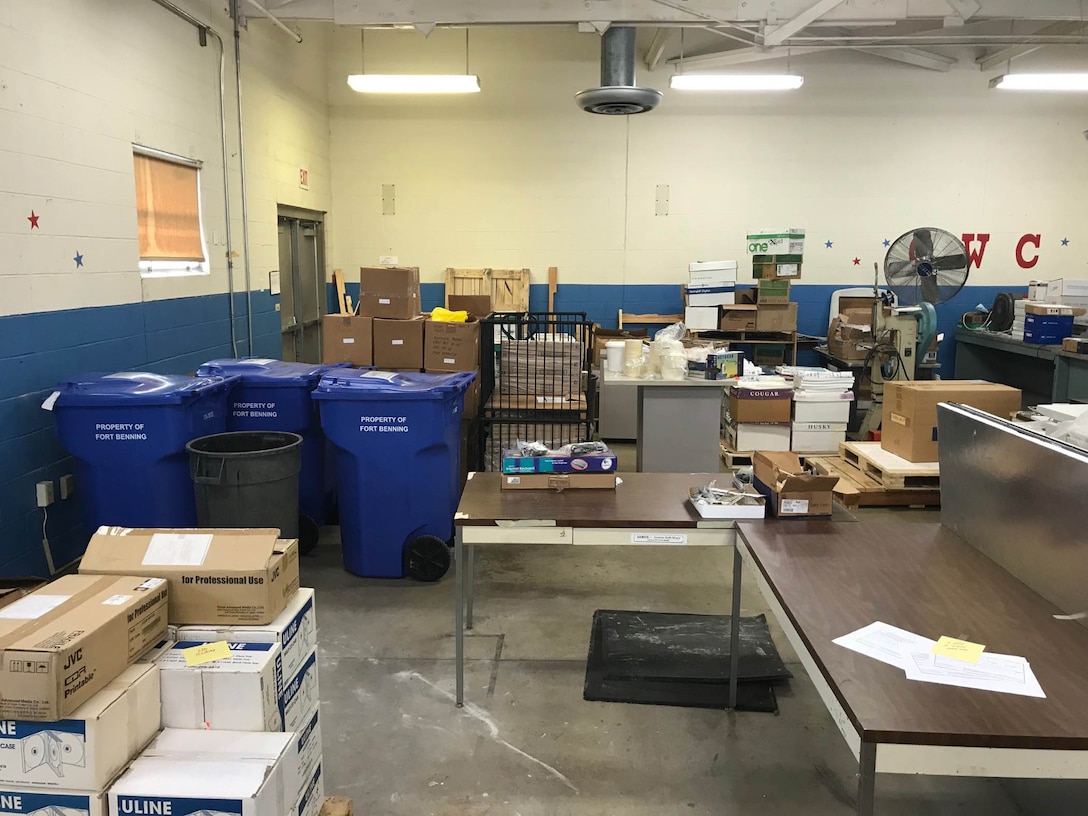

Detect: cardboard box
[752, 451, 837, 517]
[684, 306, 720, 332]
[727, 422, 791, 452]
[0, 575, 168, 721]
[793, 396, 852, 424]
[424, 318, 480, 372]
[1024, 313, 1074, 344]
[685, 284, 736, 307]
[292, 707, 323, 796]
[447, 294, 491, 317]
[1063, 336, 1088, 354]
[689, 260, 738, 284]
[753, 345, 787, 367]
[0, 581, 47, 613]
[1044, 278, 1088, 302]
[174, 588, 316, 679]
[373, 316, 426, 370]
[757, 279, 791, 304]
[501, 449, 617, 474]
[80, 529, 300, 626]
[1026, 303, 1079, 316]
[501, 473, 618, 490]
[790, 422, 848, 454]
[728, 386, 793, 424]
[0, 663, 159, 790]
[0, 788, 106, 815]
[752, 254, 803, 280]
[296, 760, 324, 816]
[357, 267, 420, 320]
[828, 311, 873, 362]
[687, 351, 741, 380]
[279, 648, 320, 733]
[756, 303, 798, 333]
[322, 315, 373, 366]
[110, 755, 285, 816]
[746, 229, 806, 255]
[719, 305, 758, 332]
[881, 380, 1022, 462]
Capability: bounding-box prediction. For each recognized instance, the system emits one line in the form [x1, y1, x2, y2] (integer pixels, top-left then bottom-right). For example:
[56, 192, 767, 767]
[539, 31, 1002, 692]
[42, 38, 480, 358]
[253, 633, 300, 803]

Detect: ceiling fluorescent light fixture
[670, 74, 804, 91]
[990, 73, 1088, 91]
[347, 74, 481, 94]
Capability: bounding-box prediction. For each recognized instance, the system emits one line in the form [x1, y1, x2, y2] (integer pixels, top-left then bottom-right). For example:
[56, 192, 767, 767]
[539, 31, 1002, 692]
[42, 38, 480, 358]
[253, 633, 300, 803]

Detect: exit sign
[299, 168, 309, 190]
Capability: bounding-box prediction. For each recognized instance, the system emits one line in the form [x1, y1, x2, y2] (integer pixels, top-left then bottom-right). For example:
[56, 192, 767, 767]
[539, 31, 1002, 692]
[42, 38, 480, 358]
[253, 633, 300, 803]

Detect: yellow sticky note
[932, 636, 985, 663]
[182, 640, 232, 667]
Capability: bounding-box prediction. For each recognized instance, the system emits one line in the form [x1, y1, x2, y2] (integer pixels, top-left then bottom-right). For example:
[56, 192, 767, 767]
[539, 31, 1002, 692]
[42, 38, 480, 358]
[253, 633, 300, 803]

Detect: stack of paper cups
[624, 338, 643, 367]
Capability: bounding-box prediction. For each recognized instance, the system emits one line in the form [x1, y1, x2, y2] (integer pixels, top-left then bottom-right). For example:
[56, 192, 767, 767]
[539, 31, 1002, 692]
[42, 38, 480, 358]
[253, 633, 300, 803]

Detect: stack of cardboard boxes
[684, 261, 738, 331]
[744, 229, 802, 348]
[724, 380, 793, 452]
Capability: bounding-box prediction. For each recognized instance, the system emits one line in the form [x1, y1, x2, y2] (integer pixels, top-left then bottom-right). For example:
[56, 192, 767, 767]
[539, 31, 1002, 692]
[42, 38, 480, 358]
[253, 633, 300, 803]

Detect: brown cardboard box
[322, 315, 373, 366]
[719, 304, 759, 332]
[752, 254, 803, 280]
[728, 386, 793, 424]
[447, 295, 492, 317]
[0, 575, 168, 720]
[424, 318, 480, 372]
[756, 303, 798, 333]
[752, 451, 838, 518]
[80, 529, 299, 625]
[501, 472, 618, 491]
[827, 317, 872, 362]
[1063, 336, 1088, 354]
[357, 267, 420, 319]
[373, 316, 426, 370]
[0, 579, 47, 611]
[881, 380, 1023, 462]
[756, 279, 791, 305]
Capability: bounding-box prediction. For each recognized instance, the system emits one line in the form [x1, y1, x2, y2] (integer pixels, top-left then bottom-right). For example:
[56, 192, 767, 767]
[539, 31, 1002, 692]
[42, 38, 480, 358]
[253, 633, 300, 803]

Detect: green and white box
[746, 228, 805, 255]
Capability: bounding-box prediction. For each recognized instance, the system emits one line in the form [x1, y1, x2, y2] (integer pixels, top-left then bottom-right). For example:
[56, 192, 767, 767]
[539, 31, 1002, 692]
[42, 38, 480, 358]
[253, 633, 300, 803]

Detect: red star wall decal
[853, 257, 861, 265]
[27, 211, 40, 229]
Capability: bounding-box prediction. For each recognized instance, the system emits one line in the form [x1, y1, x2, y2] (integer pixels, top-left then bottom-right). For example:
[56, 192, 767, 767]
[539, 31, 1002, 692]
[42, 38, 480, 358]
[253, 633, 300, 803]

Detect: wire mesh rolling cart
[471, 312, 596, 472]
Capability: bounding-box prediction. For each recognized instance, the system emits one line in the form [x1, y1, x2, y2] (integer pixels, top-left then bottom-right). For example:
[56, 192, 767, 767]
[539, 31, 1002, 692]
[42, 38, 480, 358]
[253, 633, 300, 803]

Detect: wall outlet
[36, 481, 55, 508]
[59, 474, 75, 500]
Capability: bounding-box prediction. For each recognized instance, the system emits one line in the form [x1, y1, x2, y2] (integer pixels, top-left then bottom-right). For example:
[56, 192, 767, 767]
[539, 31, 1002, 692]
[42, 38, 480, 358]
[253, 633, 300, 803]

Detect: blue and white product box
[110, 757, 285, 816]
[685, 284, 736, 307]
[141, 729, 300, 804]
[0, 663, 159, 790]
[175, 589, 317, 680]
[278, 649, 320, 733]
[501, 450, 617, 475]
[1024, 312, 1074, 344]
[295, 761, 324, 816]
[292, 707, 323, 790]
[0, 788, 106, 815]
[156, 642, 282, 731]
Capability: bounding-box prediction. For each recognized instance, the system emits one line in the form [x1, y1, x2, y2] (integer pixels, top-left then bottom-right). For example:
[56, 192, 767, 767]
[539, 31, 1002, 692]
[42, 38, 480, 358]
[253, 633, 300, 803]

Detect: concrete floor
[307, 445, 1087, 815]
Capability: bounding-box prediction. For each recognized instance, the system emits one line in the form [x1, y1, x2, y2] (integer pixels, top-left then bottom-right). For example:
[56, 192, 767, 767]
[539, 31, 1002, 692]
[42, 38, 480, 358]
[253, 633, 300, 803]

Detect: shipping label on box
[175, 588, 316, 680]
[0, 575, 168, 722]
[278, 649, 319, 732]
[424, 319, 480, 372]
[295, 761, 324, 816]
[157, 641, 282, 732]
[0, 788, 107, 815]
[747, 229, 805, 255]
[80, 528, 299, 626]
[110, 756, 285, 816]
[0, 663, 159, 790]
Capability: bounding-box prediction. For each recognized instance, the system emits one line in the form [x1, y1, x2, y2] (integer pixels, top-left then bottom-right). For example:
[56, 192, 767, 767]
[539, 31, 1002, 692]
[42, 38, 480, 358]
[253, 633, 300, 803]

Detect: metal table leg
[466, 539, 475, 630]
[857, 742, 876, 816]
[454, 526, 464, 707]
[728, 545, 742, 709]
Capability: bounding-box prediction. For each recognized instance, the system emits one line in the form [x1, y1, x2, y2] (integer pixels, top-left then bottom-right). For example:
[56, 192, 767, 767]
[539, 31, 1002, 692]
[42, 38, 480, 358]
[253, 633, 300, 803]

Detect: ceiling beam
[944, 0, 981, 20]
[645, 27, 671, 70]
[666, 44, 826, 67]
[975, 20, 1084, 71]
[853, 46, 958, 71]
[763, 0, 846, 46]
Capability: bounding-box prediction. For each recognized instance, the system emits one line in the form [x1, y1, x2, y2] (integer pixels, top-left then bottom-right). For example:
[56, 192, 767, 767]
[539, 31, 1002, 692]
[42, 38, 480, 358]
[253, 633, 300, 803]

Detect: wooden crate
[837, 441, 940, 490]
[446, 268, 490, 306]
[446, 267, 531, 312]
[806, 455, 941, 509]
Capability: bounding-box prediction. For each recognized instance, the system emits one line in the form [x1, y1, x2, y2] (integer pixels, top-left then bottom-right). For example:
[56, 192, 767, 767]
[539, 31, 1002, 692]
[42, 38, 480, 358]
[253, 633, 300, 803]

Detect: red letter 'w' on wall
[961, 233, 991, 270]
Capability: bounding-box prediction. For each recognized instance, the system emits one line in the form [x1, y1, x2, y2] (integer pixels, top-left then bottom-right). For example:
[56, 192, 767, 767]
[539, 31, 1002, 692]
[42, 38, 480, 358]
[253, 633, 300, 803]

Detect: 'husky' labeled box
[175, 588, 316, 679]
[110, 757, 285, 816]
[0, 788, 106, 815]
[0, 663, 160, 790]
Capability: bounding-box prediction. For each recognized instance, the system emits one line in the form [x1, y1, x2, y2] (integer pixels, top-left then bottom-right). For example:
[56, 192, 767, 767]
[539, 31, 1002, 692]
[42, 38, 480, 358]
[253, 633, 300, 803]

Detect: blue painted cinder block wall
[0, 280, 1024, 577]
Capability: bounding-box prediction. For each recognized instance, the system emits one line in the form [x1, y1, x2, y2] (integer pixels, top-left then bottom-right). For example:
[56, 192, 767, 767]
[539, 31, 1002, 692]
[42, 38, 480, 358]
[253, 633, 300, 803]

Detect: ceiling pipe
[232, 6, 255, 355]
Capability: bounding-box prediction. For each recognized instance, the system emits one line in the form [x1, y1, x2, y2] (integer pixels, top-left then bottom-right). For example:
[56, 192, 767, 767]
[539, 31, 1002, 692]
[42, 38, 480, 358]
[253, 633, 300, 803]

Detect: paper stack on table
[833, 621, 1046, 698]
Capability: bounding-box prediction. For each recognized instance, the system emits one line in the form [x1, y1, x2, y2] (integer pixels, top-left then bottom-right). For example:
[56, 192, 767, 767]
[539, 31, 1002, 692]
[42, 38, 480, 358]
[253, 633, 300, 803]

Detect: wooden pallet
[319, 797, 353, 816]
[806, 456, 941, 509]
[719, 440, 753, 468]
[838, 441, 940, 490]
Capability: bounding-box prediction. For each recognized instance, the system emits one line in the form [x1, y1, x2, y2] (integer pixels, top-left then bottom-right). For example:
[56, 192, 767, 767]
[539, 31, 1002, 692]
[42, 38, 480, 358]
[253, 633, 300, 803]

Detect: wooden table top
[456, 472, 723, 527]
[737, 520, 1088, 749]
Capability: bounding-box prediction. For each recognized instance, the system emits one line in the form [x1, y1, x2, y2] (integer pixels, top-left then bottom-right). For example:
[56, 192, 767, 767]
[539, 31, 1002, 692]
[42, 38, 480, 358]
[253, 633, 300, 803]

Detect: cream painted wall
[0, 0, 332, 317]
[328, 26, 1088, 289]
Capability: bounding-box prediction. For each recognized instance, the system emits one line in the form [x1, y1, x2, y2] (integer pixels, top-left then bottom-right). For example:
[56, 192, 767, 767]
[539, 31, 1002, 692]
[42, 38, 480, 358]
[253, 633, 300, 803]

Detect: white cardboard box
[686, 286, 736, 307]
[156, 641, 281, 731]
[110, 756, 284, 816]
[792, 398, 852, 424]
[295, 760, 324, 816]
[684, 306, 720, 332]
[280, 650, 320, 733]
[292, 707, 322, 791]
[1044, 278, 1088, 301]
[0, 663, 159, 790]
[175, 588, 317, 680]
[791, 422, 848, 453]
[727, 422, 791, 452]
[0, 788, 107, 815]
[746, 228, 806, 255]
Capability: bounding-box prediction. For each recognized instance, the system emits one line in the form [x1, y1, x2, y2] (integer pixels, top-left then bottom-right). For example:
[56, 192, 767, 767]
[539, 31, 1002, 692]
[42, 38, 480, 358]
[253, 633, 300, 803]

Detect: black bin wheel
[298, 515, 320, 556]
[406, 535, 451, 582]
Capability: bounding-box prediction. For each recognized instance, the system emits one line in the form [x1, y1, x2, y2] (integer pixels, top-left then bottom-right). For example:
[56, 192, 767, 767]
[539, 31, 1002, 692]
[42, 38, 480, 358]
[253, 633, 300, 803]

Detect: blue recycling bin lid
[196, 358, 351, 387]
[313, 370, 475, 401]
[53, 372, 232, 406]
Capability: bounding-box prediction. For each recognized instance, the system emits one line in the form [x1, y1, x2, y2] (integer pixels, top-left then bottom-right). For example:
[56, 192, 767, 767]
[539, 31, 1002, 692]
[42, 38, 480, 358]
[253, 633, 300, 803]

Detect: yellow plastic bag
[431, 307, 468, 323]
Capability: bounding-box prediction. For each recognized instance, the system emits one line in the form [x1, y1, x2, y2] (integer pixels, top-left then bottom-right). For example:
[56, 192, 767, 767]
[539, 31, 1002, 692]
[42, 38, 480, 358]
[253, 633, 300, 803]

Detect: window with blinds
[133, 149, 208, 276]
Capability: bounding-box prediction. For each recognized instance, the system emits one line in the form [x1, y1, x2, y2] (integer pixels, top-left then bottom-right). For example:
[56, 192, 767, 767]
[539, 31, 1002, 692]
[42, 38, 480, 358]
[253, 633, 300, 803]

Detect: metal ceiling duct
[576, 26, 662, 115]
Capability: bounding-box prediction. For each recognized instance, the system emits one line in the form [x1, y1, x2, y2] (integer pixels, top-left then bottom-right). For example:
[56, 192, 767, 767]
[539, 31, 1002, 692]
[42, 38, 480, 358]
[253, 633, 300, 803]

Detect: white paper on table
[832, 621, 937, 669]
[898, 645, 1046, 698]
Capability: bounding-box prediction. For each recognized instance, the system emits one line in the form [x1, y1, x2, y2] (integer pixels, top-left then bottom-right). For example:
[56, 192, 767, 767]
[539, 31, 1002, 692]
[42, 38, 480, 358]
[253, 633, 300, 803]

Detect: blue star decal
[1062, 238, 1070, 246]
[73, 251, 84, 268]
[882, 238, 891, 248]
[825, 240, 833, 249]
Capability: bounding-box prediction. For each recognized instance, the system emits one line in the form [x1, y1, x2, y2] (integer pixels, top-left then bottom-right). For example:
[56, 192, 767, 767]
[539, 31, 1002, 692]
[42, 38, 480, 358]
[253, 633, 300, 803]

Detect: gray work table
[953, 327, 1088, 405]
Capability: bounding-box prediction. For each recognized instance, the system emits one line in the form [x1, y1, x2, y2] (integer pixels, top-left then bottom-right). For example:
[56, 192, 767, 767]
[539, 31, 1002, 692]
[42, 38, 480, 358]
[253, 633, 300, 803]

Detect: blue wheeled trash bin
[312, 369, 475, 581]
[195, 358, 351, 553]
[50, 372, 233, 531]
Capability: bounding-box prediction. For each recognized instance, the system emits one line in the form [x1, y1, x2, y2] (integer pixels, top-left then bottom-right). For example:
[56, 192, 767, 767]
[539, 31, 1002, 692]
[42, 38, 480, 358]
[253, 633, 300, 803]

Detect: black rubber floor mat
[583, 610, 791, 713]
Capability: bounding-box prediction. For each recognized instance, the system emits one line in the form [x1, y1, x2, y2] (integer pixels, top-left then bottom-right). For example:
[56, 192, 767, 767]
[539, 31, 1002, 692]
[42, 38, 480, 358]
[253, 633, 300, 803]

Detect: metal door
[277, 210, 326, 362]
